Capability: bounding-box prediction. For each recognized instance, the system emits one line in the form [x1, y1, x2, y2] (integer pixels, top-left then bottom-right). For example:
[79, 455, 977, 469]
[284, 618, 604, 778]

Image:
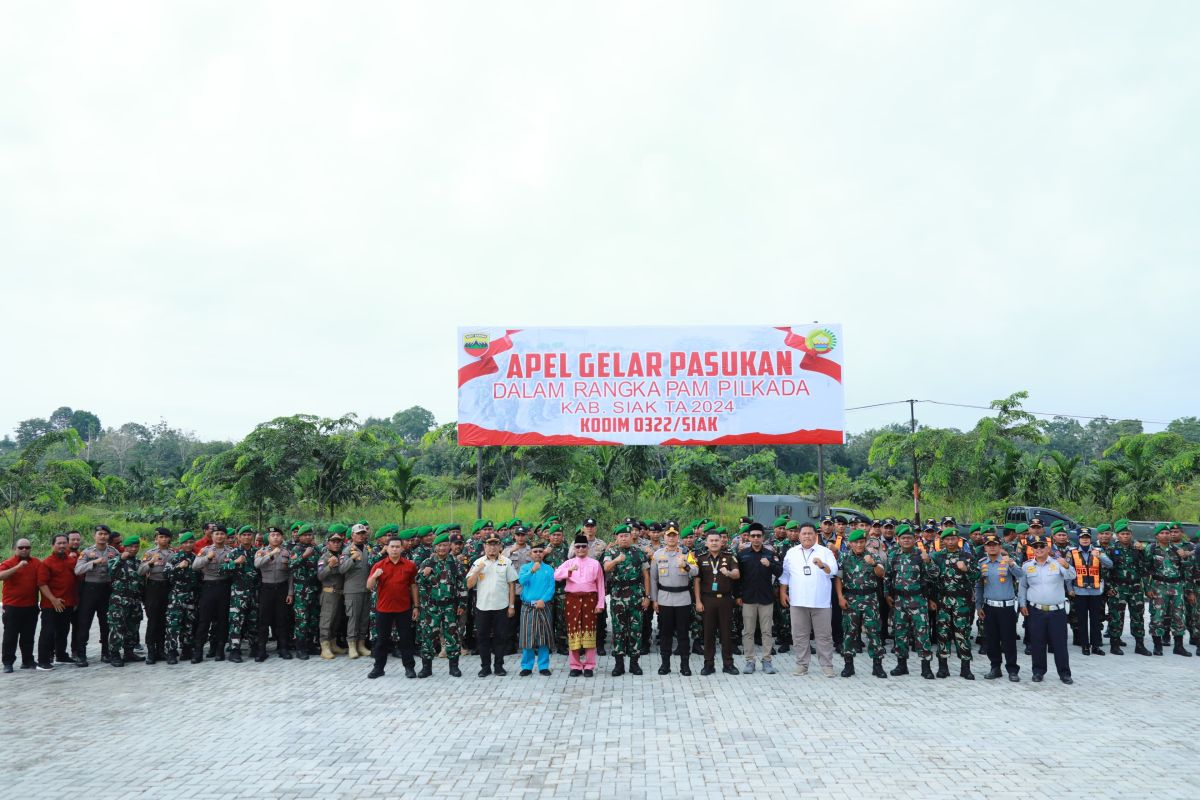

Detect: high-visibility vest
[916, 537, 942, 555]
[1071, 549, 1102, 588]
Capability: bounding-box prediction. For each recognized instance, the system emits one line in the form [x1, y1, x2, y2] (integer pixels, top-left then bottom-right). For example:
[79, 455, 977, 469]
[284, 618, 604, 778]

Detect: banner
[456, 325, 845, 446]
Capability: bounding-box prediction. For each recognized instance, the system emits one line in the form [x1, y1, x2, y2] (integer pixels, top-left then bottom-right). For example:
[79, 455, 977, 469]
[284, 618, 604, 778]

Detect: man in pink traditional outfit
[554, 534, 607, 677]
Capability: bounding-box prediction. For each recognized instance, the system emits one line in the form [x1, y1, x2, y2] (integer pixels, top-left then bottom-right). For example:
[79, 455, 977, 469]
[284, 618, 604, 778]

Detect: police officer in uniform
[1019, 539, 1076, 684]
[975, 534, 1021, 680]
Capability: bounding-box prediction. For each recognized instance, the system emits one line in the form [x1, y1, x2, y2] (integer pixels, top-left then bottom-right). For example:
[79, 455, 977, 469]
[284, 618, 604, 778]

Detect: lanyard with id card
[801, 547, 813, 576]
[709, 557, 722, 592]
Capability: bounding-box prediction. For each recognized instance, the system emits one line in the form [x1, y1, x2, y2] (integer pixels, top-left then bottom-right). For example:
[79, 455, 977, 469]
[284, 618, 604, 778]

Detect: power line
[846, 398, 1173, 428]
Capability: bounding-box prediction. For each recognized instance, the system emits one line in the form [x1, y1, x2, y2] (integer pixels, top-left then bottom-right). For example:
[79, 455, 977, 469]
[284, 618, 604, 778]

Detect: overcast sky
[2, 2, 1197, 442]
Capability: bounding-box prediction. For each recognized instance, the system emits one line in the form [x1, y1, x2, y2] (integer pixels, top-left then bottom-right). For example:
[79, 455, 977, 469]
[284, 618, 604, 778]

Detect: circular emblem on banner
[463, 332, 490, 358]
[805, 328, 837, 354]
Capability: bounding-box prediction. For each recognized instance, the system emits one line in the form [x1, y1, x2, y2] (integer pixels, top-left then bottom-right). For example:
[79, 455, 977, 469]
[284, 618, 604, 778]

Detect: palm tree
[383, 455, 423, 526]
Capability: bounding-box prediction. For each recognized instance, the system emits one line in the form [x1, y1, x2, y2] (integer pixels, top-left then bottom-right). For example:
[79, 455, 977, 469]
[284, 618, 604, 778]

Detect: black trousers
[701, 594, 734, 668]
[2, 605, 38, 666]
[38, 606, 74, 665]
[373, 611, 415, 671]
[143, 580, 169, 655]
[475, 608, 508, 667]
[258, 582, 291, 651]
[1072, 594, 1105, 650]
[640, 602, 653, 650]
[73, 582, 111, 657]
[983, 604, 1019, 673]
[193, 581, 231, 654]
[508, 601, 523, 651]
[657, 604, 690, 661]
[1027, 607, 1070, 678]
[830, 601, 843, 647]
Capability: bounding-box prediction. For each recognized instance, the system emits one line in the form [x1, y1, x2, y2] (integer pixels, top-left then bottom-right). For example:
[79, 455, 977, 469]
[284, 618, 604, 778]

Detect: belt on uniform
[893, 589, 924, 598]
[1031, 603, 1065, 612]
[1108, 578, 1137, 585]
[701, 592, 728, 599]
[321, 587, 342, 594]
[842, 586, 876, 597]
[429, 598, 457, 606]
[942, 591, 974, 600]
[984, 599, 1017, 608]
[659, 584, 691, 593]
[1152, 576, 1181, 583]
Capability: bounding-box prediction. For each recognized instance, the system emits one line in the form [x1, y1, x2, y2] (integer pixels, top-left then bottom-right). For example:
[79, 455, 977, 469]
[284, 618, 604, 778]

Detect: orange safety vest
[1071, 549, 1102, 588]
[916, 537, 942, 555]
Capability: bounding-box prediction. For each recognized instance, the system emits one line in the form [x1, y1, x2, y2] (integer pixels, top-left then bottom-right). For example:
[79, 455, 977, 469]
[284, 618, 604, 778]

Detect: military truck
[1004, 505, 1197, 541]
[746, 495, 870, 529]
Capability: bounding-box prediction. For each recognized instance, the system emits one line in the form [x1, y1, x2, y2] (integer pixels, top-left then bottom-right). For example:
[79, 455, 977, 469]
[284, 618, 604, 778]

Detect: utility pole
[475, 448, 484, 519]
[817, 444, 826, 516]
[909, 399, 920, 521]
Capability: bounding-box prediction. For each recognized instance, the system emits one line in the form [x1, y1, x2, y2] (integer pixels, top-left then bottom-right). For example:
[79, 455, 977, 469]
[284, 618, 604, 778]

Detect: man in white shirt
[779, 522, 839, 676]
[467, 537, 517, 677]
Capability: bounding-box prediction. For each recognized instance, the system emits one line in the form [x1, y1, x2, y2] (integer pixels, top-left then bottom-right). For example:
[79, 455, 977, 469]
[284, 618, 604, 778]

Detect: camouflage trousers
[106, 594, 141, 655]
[891, 596, 932, 659]
[1107, 584, 1145, 639]
[773, 598, 792, 646]
[936, 595, 974, 660]
[553, 588, 567, 650]
[1187, 592, 1199, 641]
[228, 585, 259, 649]
[130, 600, 143, 647]
[609, 594, 645, 657]
[165, 591, 196, 657]
[418, 603, 462, 660]
[842, 594, 882, 659]
[293, 584, 319, 646]
[1149, 581, 1186, 638]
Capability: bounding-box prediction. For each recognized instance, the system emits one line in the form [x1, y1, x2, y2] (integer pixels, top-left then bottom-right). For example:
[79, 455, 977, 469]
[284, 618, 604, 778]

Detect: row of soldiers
[4, 513, 1197, 677]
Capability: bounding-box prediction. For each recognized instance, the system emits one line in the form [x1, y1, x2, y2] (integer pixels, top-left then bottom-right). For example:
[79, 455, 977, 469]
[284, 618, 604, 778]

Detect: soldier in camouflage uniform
[416, 532, 464, 677]
[1168, 522, 1198, 649]
[222, 526, 260, 663]
[106, 535, 145, 667]
[772, 520, 798, 653]
[543, 527, 569, 655]
[165, 532, 199, 664]
[603, 525, 650, 676]
[289, 525, 320, 660]
[1146, 523, 1192, 656]
[835, 530, 887, 678]
[931, 527, 981, 679]
[886, 525, 936, 679]
[1105, 519, 1151, 655]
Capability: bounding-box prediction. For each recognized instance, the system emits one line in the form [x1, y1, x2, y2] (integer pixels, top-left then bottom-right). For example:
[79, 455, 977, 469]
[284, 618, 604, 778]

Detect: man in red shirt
[365, 538, 419, 679]
[1, 538, 42, 673]
[36, 533, 78, 669]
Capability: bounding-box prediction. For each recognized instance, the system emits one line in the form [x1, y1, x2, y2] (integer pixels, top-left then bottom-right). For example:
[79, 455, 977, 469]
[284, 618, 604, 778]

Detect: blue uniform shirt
[975, 554, 1021, 608]
[1018, 557, 1077, 608]
[517, 560, 556, 604]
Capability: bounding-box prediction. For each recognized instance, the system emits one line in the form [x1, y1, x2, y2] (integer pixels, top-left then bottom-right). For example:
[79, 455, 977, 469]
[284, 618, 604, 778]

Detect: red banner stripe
[457, 329, 522, 388]
[775, 326, 842, 383]
[457, 423, 621, 447]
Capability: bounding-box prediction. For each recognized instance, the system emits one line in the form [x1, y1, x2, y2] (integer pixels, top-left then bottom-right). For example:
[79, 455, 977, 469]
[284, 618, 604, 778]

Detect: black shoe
[144, 652, 156, 666]
[840, 656, 855, 678]
[596, 646, 606, 656]
[1153, 636, 1164, 656]
[935, 657, 949, 678]
[778, 644, 790, 653]
[404, 665, 417, 679]
[206, 646, 216, 659]
[110, 655, 124, 668]
[629, 657, 643, 676]
[1109, 641, 1123, 656]
[417, 659, 433, 679]
[35, 662, 53, 671]
[280, 649, 294, 660]
[190, 653, 203, 664]
[478, 667, 492, 677]
[1008, 672, 1020, 682]
[1078, 646, 1090, 656]
[254, 649, 268, 663]
[984, 667, 1002, 680]
[583, 669, 594, 677]
[639, 645, 651, 656]
[691, 641, 704, 655]
[539, 669, 552, 676]
[167, 654, 178, 665]
[1024, 645, 1031, 655]
[700, 665, 715, 676]
[1091, 646, 1105, 656]
[658, 662, 671, 675]
[611, 656, 625, 677]
[920, 660, 934, 679]
[722, 664, 740, 675]
[367, 667, 384, 679]
[2, 665, 11, 673]
[519, 669, 533, 676]
[556, 646, 569, 656]
[56, 652, 72, 664]
[1060, 675, 1074, 684]
[228, 648, 242, 664]
[959, 660, 974, 680]
[871, 658, 887, 679]
[449, 658, 462, 677]
[214, 651, 225, 662]
[890, 657, 909, 677]
[494, 666, 508, 676]
[294, 648, 309, 661]
[569, 669, 582, 677]
[679, 661, 692, 676]
[1174, 636, 1192, 656]
[1032, 673, 1044, 682]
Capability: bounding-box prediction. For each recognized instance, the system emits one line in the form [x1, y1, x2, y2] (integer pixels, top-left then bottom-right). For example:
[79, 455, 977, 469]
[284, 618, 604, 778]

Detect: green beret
[547, 524, 563, 534]
[1170, 521, 1182, 529]
[785, 520, 800, 531]
[327, 523, 348, 536]
[967, 523, 980, 535]
[543, 515, 560, 525]
[416, 525, 434, 537]
[771, 516, 790, 528]
[289, 522, 302, 532]
[297, 523, 314, 535]
[685, 519, 702, 532]
[737, 523, 750, 534]
[225, 527, 234, 535]
[612, 524, 630, 535]
[896, 524, 912, 537]
[574, 525, 583, 534]
[471, 519, 491, 534]
[1153, 523, 1169, 535]
[642, 519, 655, 528]
[372, 530, 391, 542]
[432, 533, 450, 546]
[1114, 519, 1130, 533]
[121, 535, 140, 547]
[1013, 523, 1030, 534]
[236, 525, 254, 535]
[714, 527, 727, 535]
[447, 522, 461, 532]
[178, 532, 195, 544]
[398, 528, 418, 541]
[1094, 523, 1112, 534]
[377, 523, 399, 536]
[1049, 521, 1065, 532]
[939, 528, 960, 539]
[701, 521, 717, 533]
[847, 530, 865, 542]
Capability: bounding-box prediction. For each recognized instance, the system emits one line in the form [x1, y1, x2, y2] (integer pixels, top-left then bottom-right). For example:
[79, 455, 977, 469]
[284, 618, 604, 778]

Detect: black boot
[871, 658, 887, 679]
[1109, 639, 1123, 656]
[418, 658, 433, 678]
[890, 657, 909, 676]
[181, 644, 193, 661]
[166, 652, 178, 665]
[404, 661, 417, 678]
[658, 659, 671, 675]
[959, 659, 974, 680]
[493, 657, 507, 676]
[629, 656, 642, 675]
[840, 655, 855, 677]
[1153, 635, 1163, 656]
[935, 657, 950, 678]
[449, 658, 462, 677]
[1134, 637, 1151, 656]
[679, 658, 691, 676]
[144, 649, 157, 666]
[984, 666, 1002, 679]
[228, 646, 242, 664]
[920, 659, 935, 679]
[1173, 635, 1192, 656]
[123, 648, 142, 664]
[294, 646, 309, 660]
[611, 655, 625, 677]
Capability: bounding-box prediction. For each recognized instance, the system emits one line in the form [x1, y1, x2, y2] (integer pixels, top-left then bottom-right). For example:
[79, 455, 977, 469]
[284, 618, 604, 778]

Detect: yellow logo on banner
[805, 328, 837, 354]
[463, 332, 489, 358]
